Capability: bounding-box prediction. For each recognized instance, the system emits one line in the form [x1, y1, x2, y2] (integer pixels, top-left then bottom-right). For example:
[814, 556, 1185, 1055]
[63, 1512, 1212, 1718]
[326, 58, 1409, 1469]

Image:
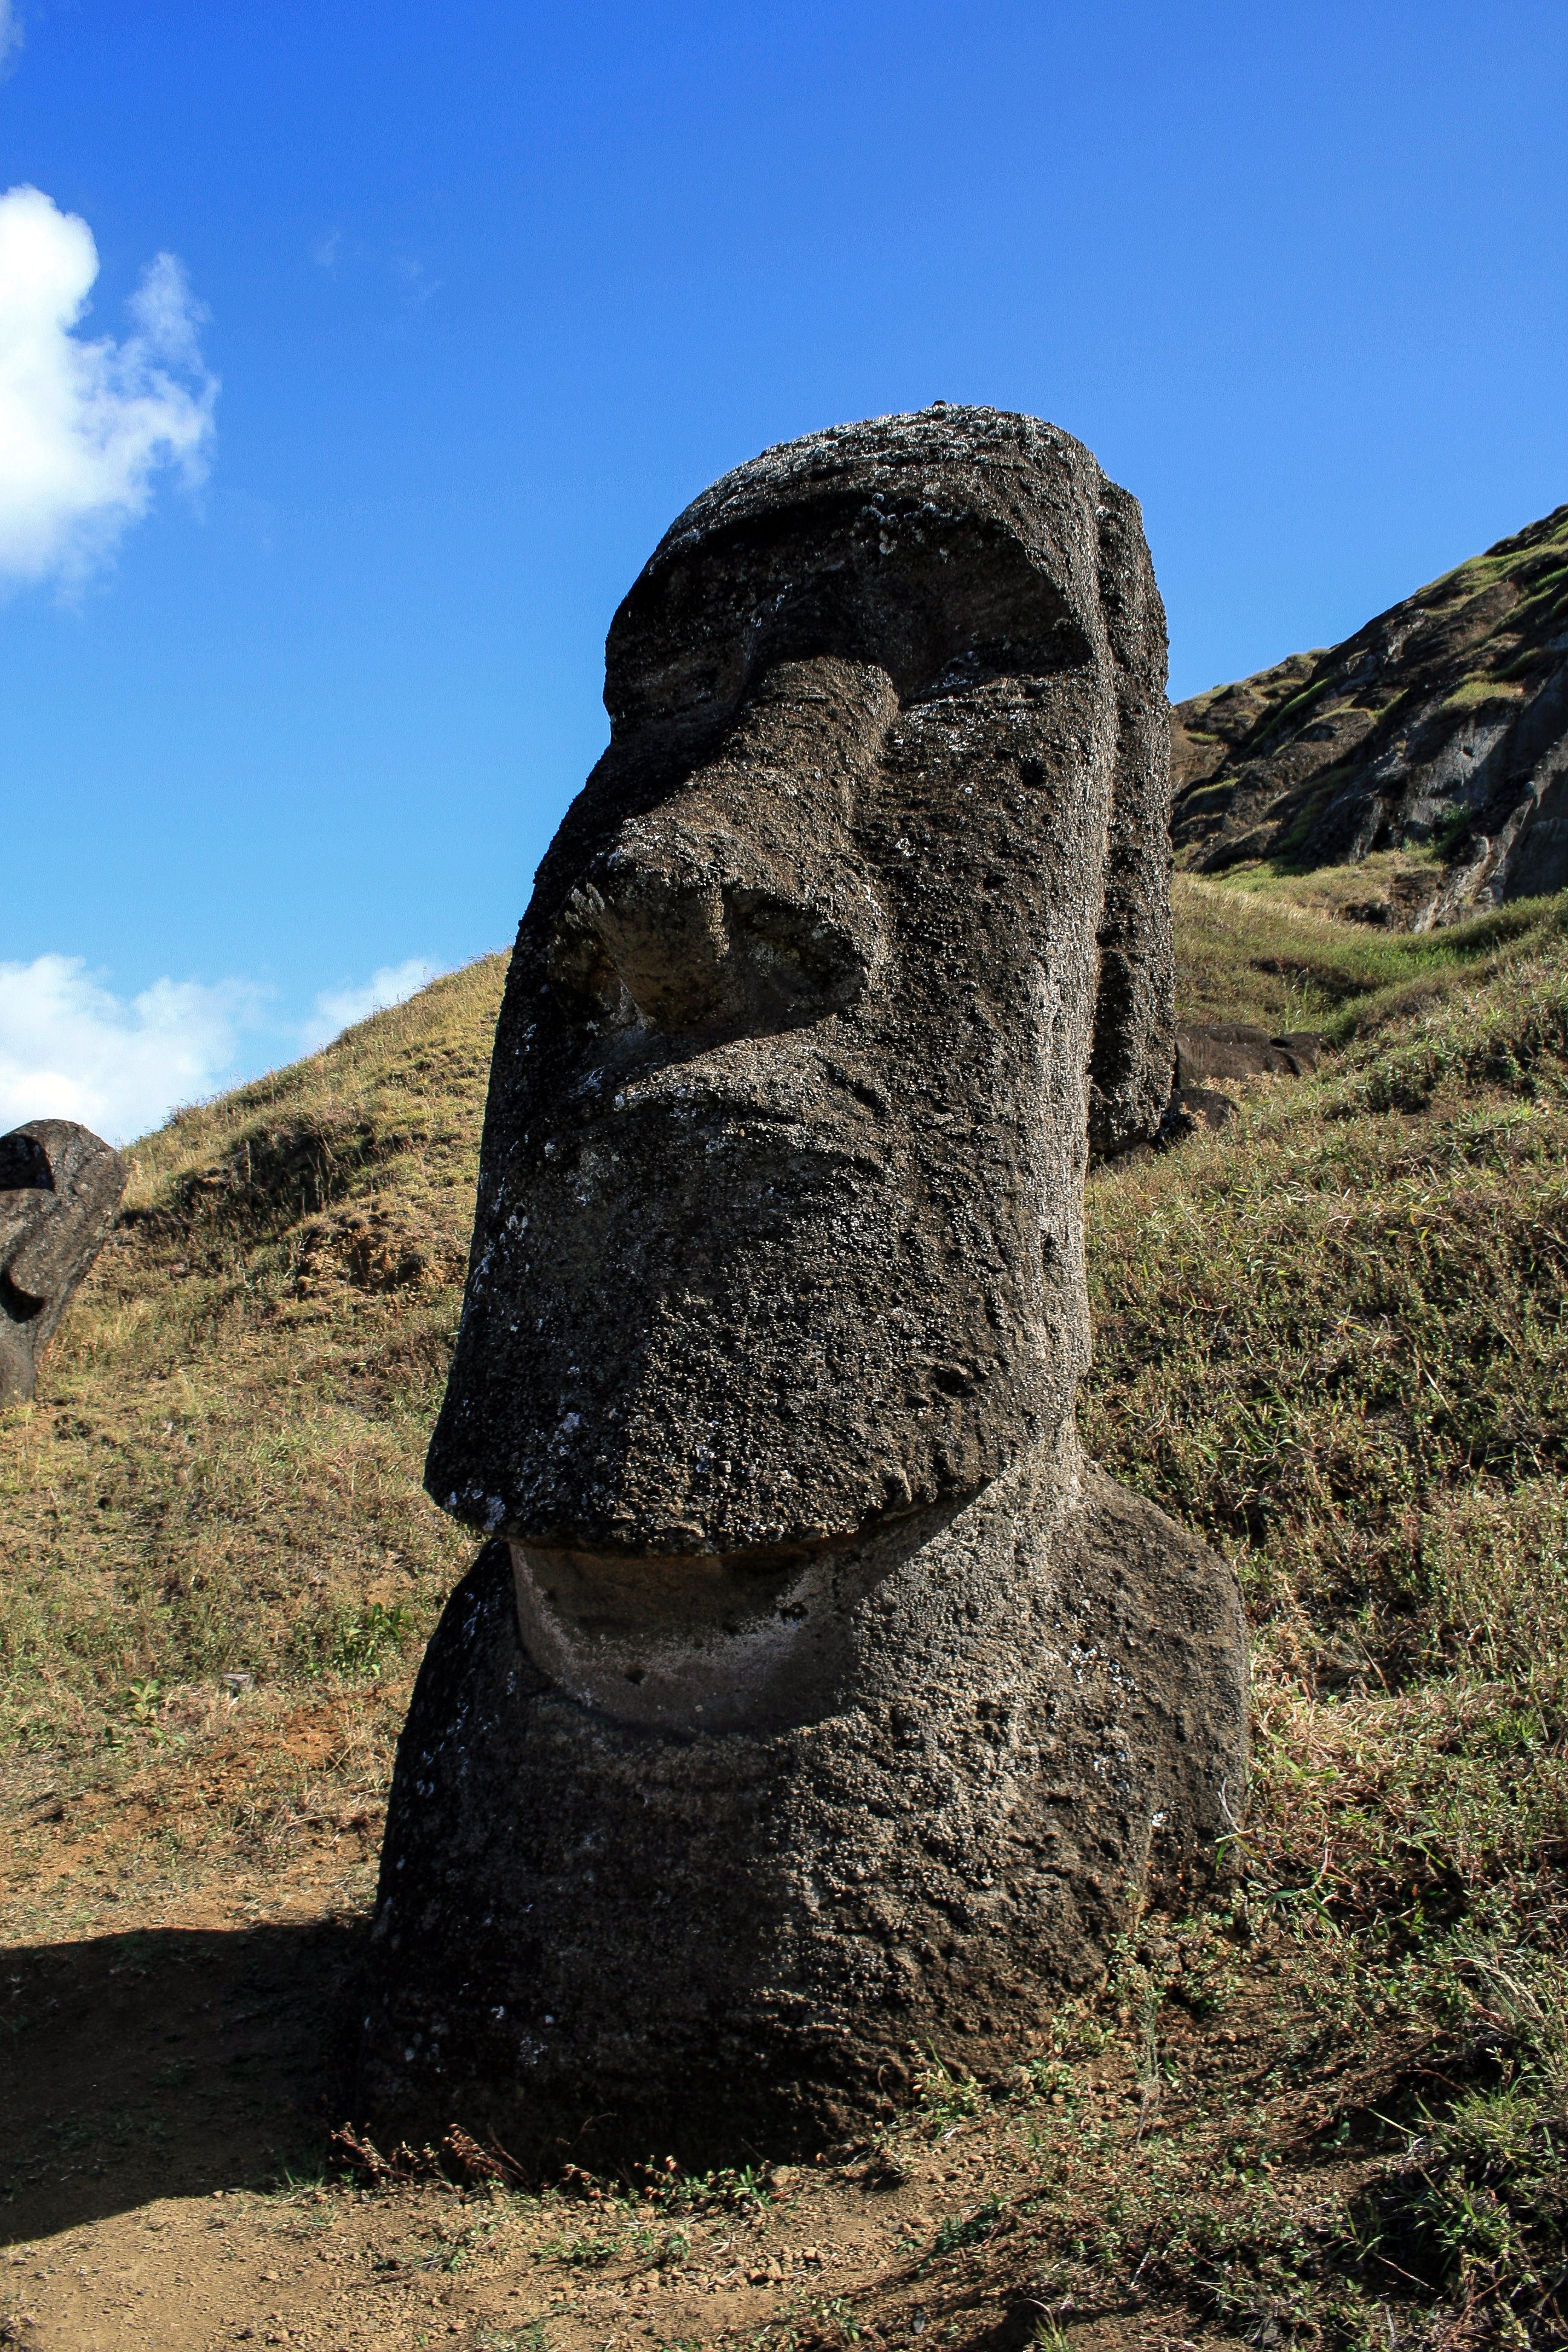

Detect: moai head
[427, 407, 1172, 1596]
[1, 1120, 127, 1405]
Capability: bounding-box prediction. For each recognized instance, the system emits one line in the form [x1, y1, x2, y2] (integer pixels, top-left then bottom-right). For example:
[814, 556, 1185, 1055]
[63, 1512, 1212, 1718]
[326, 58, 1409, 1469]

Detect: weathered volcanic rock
[1171, 504, 1568, 924]
[362, 1459, 1246, 2168]
[428, 405, 1177, 1556]
[362, 404, 1247, 2163]
[1174, 1023, 1320, 1089]
[0, 1122, 126, 1406]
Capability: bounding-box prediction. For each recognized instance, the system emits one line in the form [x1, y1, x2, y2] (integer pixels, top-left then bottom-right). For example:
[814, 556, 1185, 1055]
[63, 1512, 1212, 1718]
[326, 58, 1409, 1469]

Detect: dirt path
[0, 1844, 1233, 2352]
[0, 1736, 1412, 2352]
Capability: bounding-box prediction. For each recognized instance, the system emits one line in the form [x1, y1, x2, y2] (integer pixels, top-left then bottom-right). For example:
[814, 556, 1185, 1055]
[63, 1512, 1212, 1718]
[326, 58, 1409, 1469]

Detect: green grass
[1071, 900, 1568, 2341]
[1090, 924, 1568, 1798]
[1172, 871, 1568, 1038]
[1442, 675, 1528, 712]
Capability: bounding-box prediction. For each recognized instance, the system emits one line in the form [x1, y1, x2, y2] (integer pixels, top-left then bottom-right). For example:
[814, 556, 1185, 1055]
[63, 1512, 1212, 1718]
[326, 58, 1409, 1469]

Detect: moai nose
[548, 856, 732, 1031]
[547, 845, 872, 1034]
[547, 656, 895, 1036]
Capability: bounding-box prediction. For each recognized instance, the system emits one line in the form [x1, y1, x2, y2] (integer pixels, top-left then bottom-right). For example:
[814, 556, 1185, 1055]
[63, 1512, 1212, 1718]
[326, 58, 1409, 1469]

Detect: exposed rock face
[1171, 505, 1568, 923]
[363, 406, 1247, 2163]
[0, 1122, 126, 1407]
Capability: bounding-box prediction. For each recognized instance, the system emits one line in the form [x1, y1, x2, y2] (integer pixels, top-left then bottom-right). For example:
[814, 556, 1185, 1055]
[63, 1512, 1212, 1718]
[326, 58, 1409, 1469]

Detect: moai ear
[0, 1121, 127, 1406]
[1086, 483, 1177, 1156]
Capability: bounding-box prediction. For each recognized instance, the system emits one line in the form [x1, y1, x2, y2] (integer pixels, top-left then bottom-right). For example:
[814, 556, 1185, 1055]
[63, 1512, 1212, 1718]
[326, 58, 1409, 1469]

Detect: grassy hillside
[0, 955, 506, 1922]
[1174, 869, 1568, 1037]
[4, 896, 1567, 2347]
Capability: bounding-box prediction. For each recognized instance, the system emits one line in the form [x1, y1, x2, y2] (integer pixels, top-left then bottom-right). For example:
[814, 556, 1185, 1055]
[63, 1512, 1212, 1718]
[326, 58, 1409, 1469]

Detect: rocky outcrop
[1, 1122, 126, 1406]
[1171, 505, 1568, 924]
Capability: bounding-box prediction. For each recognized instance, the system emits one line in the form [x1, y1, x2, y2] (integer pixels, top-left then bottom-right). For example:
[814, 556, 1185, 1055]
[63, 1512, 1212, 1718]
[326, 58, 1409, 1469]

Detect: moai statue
[1, 1121, 126, 1407]
[361, 407, 1247, 2166]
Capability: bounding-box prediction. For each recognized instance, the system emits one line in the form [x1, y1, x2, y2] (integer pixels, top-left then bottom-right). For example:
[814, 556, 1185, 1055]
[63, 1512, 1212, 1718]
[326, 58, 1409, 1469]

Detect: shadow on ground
[0, 1915, 367, 2243]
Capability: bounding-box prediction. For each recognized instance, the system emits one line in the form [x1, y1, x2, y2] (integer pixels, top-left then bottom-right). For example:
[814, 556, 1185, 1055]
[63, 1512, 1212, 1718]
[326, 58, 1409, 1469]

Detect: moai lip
[361, 406, 1248, 2167]
[1, 1121, 127, 1407]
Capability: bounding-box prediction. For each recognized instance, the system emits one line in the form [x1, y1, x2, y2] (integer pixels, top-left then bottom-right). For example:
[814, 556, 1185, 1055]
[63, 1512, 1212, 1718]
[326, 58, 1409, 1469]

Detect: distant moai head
[428, 406, 1172, 1569]
[0, 1120, 127, 1406]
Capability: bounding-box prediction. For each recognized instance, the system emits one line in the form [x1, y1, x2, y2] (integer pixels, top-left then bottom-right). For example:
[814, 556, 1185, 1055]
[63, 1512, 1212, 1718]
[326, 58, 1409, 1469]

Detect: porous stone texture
[428, 405, 1174, 1557]
[0, 1121, 126, 1406]
[364, 405, 1246, 2161]
[363, 1456, 1247, 2167]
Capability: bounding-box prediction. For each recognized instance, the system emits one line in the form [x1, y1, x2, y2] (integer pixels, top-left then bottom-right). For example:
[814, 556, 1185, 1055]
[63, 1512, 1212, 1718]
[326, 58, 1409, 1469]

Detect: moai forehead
[428, 406, 1173, 1558]
[1, 1121, 126, 1406]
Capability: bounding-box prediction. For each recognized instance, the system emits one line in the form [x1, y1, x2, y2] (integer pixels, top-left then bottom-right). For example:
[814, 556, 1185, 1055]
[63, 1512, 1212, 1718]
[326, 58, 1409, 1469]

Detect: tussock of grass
[1072, 907, 1568, 2342]
[1073, 906, 1568, 2341]
[1090, 919, 1568, 1725]
[1173, 870, 1568, 1040]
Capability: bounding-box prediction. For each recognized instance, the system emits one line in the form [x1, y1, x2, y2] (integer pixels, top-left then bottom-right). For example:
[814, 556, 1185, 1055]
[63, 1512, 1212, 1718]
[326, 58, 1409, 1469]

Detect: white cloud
[0, 184, 217, 589]
[394, 253, 439, 309]
[301, 959, 441, 1052]
[313, 227, 342, 270]
[0, 953, 445, 1149]
[0, 3, 24, 79]
[0, 955, 263, 1146]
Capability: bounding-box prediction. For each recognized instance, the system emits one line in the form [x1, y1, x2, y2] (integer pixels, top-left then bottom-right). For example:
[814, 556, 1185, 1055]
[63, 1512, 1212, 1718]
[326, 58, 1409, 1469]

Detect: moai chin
[362, 407, 1247, 2166]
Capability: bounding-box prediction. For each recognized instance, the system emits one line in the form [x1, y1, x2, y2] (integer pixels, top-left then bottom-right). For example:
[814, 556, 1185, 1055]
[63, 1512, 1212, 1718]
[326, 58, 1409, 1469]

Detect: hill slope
[1171, 504, 1568, 925]
[3, 902, 1567, 2348]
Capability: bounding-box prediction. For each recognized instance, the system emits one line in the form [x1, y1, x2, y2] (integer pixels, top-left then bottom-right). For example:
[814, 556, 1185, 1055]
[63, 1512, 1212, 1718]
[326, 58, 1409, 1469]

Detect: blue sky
[1, 0, 1564, 1140]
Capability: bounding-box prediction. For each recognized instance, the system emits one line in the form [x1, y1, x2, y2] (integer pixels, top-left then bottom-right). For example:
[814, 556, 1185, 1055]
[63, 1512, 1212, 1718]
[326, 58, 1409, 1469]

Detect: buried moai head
[1, 1121, 127, 1406]
[427, 406, 1174, 1570]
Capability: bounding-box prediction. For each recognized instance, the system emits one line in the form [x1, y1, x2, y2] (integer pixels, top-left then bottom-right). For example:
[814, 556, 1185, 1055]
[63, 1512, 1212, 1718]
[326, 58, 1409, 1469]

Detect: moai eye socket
[0, 1132, 54, 1192]
[0, 1270, 46, 1322]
